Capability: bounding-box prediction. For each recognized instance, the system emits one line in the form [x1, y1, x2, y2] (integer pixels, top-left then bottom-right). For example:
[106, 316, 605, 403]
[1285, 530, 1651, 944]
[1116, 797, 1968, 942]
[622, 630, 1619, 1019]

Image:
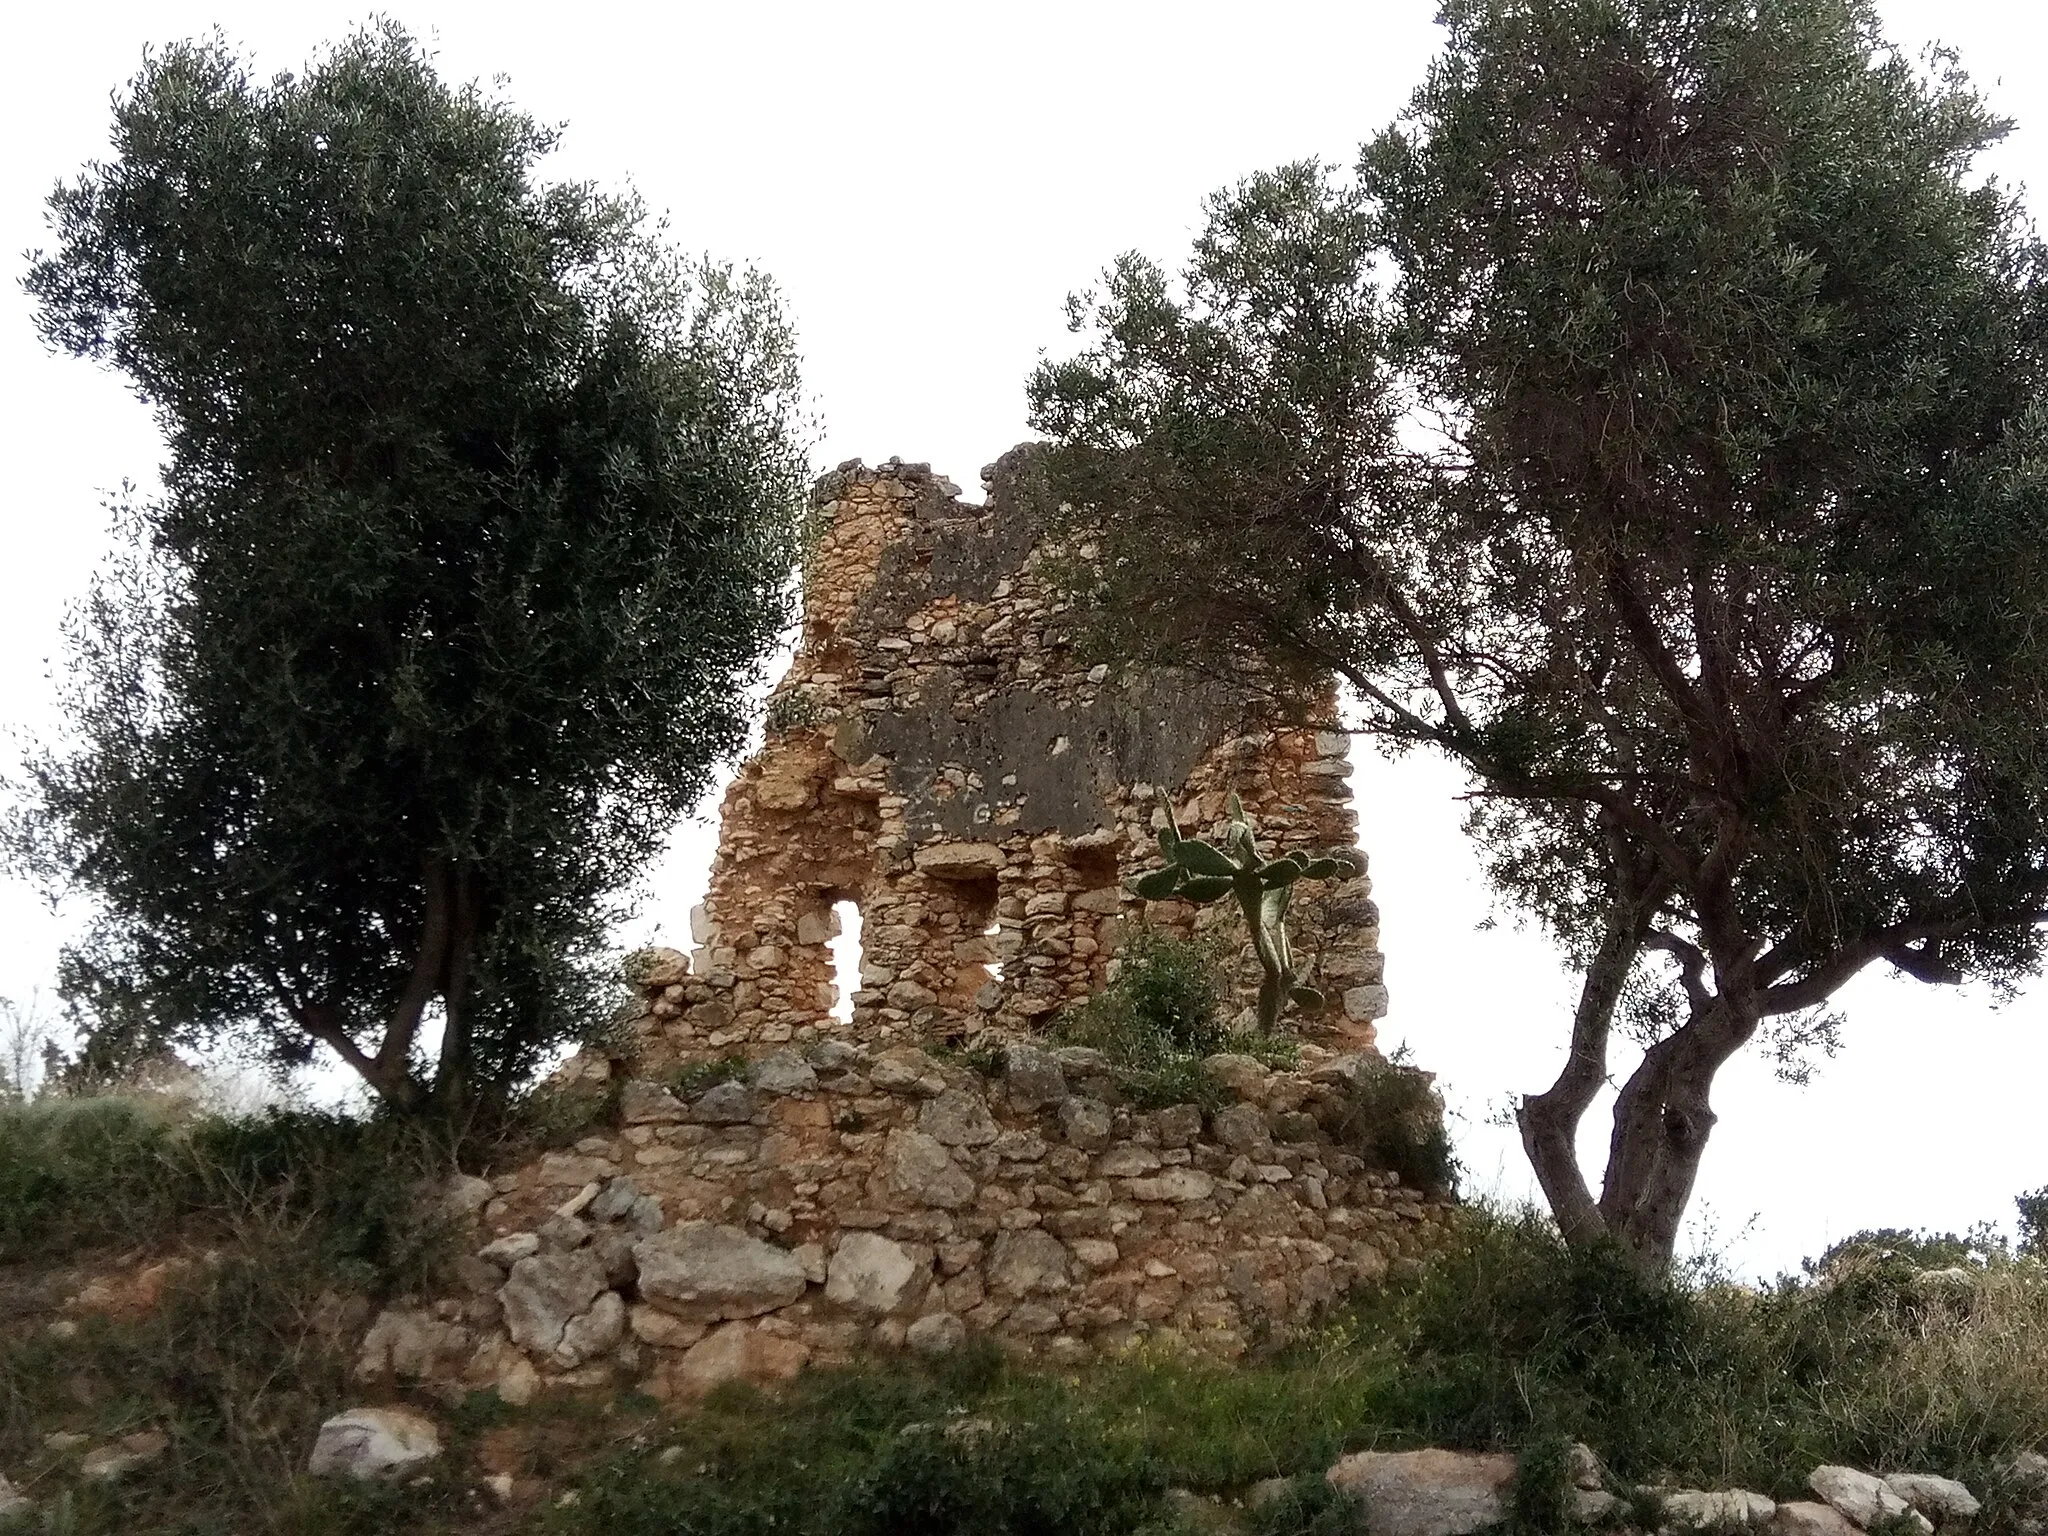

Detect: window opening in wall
[982, 918, 1004, 986]
[827, 898, 863, 1025]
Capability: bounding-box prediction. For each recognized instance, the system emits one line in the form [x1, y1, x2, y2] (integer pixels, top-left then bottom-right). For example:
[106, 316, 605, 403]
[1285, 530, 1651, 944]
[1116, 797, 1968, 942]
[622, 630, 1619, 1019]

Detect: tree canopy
[16, 25, 809, 1116]
[1029, 0, 2048, 1268]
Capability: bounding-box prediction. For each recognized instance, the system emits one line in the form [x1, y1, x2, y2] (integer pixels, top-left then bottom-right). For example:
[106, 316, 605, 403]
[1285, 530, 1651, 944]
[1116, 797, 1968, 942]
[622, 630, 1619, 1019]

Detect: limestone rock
[634, 1223, 808, 1320]
[919, 1088, 999, 1147]
[872, 1049, 947, 1097]
[440, 1173, 494, 1219]
[1005, 1044, 1068, 1109]
[1212, 1104, 1269, 1149]
[1068, 1238, 1120, 1269]
[988, 1228, 1070, 1297]
[308, 1407, 443, 1481]
[887, 979, 940, 1011]
[629, 1303, 710, 1350]
[353, 1305, 470, 1382]
[500, 1249, 608, 1354]
[1203, 1054, 1271, 1101]
[690, 1080, 757, 1124]
[466, 1334, 540, 1406]
[1568, 1443, 1606, 1491]
[1810, 1467, 1933, 1534]
[555, 1289, 626, 1367]
[1326, 1449, 1517, 1536]
[1661, 1489, 1776, 1530]
[1127, 1168, 1216, 1203]
[628, 947, 691, 987]
[1096, 1146, 1161, 1177]
[664, 1321, 810, 1398]
[751, 1051, 818, 1095]
[80, 1431, 169, 1482]
[825, 1232, 930, 1316]
[914, 841, 1006, 879]
[884, 1129, 976, 1209]
[1574, 1489, 1621, 1523]
[538, 1213, 593, 1251]
[1884, 1476, 1981, 1524]
[906, 1312, 967, 1356]
[1772, 1503, 1864, 1536]
[621, 1080, 686, 1124]
[586, 1176, 642, 1224]
[479, 1231, 541, 1266]
[1059, 1097, 1113, 1150]
[0, 1474, 29, 1520]
[1342, 984, 1391, 1021]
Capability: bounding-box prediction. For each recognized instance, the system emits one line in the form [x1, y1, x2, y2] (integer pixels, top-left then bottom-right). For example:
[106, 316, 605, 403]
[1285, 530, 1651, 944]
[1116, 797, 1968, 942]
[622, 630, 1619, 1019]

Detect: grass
[7, 1088, 2048, 1534]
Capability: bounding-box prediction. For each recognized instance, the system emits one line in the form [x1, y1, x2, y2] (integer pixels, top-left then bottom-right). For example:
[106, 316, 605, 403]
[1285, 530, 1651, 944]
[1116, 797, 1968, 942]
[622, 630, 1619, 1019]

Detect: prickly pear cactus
[1131, 788, 1355, 1031]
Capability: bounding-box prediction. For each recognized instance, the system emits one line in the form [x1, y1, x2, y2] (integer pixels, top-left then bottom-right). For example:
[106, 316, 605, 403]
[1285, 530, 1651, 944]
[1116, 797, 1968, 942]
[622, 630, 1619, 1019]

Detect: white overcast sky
[4, 0, 2045, 1278]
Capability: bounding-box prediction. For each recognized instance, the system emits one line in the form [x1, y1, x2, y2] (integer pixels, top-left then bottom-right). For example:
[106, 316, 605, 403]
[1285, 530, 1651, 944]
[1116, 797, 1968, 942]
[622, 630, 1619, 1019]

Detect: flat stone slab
[635, 1223, 808, 1320]
[1326, 1449, 1517, 1536]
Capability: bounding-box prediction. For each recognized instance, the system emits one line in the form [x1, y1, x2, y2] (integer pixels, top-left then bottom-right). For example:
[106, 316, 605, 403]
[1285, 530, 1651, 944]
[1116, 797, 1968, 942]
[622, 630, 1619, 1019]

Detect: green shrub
[1117, 929, 1228, 1056]
[836, 1415, 1163, 1536]
[2018, 1190, 2048, 1259]
[1056, 929, 1236, 1109]
[1250, 1476, 1367, 1536]
[0, 1098, 453, 1291]
[1323, 1055, 1458, 1196]
[0, 1097, 185, 1259]
[671, 1054, 750, 1099]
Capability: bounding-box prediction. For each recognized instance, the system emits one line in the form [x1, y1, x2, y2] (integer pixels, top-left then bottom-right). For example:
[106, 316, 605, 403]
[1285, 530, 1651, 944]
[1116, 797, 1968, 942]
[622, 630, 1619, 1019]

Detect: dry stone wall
[391, 1036, 1450, 1405]
[371, 449, 1452, 1405]
[631, 447, 1388, 1066]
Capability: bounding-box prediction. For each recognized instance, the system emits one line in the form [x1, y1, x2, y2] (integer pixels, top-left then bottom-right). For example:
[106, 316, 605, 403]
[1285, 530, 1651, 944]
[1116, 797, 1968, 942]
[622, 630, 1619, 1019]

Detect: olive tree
[16, 26, 809, 1116]
[1029, 0, 2048, 1269]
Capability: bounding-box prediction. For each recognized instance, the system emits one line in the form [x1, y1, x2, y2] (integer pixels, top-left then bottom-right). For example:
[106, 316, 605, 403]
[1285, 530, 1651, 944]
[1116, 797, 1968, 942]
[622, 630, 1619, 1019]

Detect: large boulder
[824, 1233, 930, 1316]
[308, 1407, 442, 1481]
[1810, 1467, 1933, 1535]
[0, 1473, 29, 1520]
[499, 1250, 607, 1354]
[1884, 1475, 1981, 1524]
[634, 1223, 808, 1320]
[1326, 1449, 1517, 1536]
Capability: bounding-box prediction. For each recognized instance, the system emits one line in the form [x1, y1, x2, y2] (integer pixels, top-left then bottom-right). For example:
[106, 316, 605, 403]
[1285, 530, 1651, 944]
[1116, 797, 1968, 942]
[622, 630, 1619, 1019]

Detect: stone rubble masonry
[629, 446, 1387, 1070]
[392, 451, 1450, 1403]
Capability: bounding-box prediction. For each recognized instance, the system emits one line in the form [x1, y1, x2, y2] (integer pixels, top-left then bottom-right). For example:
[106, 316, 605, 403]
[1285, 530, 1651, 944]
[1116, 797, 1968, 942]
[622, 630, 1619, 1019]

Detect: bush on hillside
[1054, 929, 1302, 1108]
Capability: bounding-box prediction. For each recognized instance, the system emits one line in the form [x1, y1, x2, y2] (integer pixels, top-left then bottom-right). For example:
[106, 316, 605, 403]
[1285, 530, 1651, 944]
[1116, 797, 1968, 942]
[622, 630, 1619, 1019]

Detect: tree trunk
[431, 862, 480, 1119]
[1518, 909, 1642, 1246]
[1597, 997, 1760, 1272]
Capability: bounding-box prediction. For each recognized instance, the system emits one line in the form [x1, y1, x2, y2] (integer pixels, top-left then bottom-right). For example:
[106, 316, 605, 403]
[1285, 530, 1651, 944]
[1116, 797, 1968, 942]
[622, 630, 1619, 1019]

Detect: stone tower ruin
[638, 447, 1389, 1068]
[397, 451, 1444, 1406]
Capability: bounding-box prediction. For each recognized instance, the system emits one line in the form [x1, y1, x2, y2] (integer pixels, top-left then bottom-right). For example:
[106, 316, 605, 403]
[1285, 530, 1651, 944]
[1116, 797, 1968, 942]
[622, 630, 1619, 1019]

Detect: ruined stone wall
[632, 447, 1388, 1068]
[372, 451, 1449, 1407]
